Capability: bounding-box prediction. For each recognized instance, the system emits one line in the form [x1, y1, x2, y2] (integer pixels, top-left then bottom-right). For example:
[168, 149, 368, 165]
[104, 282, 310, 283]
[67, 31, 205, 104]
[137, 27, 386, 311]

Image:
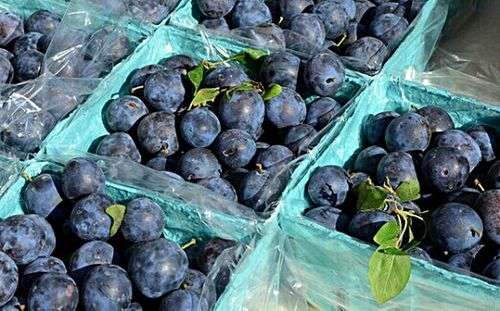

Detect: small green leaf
[106, 204, 126, 237]
[368, 247, 411, 305]
[355, 181, 389, 212]
[246, 48, 268, 60]
[408, 225, 415, 245]
[396, 179, 421, 202]
[187, 63, 204, 94]
[262, 84, 282, 101]
[225, 83, 255, 99]
[403, 239, 421, 252]
[190, 87, 221, 109]
[373, 221, 400, 246]
[230, 49, 268, 72]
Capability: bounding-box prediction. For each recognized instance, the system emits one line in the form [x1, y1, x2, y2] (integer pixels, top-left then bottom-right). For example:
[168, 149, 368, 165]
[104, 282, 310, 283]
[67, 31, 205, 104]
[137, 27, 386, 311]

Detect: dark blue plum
[121, 197, 164, 243]
[313, 1, 351, 40]
[364, 111, 399, 146]
[105, 95, 149, 132]
[178, 148, 222, 180]
[385, 112, 431, 152]
[26, 10, 61, 37]
[128, 64, 165, 90]
[19, 256, 66, 296]
[127, 0, 179, 24]
[410, 0, 426, 20]
[231, 23, 286, 50]
[182, 269, 206, 294]
[377, 151, 417, 189]
[1, 111, 55, 152]
[96, 132, 142, 162]
[34, 85, 80, 120]
[62, 158, 106, 200]
[160, 55, 197, 76]
[0, 48, 14, 60]
[421, 147, 469, 193]
[128, 239, 188, 298]
[0, 12, 24, 47]
[28, 273, 78, 311]
[348, 211, 396, 242]
[467, 125, 497, 162]
[238, 169, 281, 211]
[137, 111, 179, 156]
[447, 245, 483, 271]
[259, 51, 300, 90]
[0, 251, 17, 308]
[0, 55, 13, 85]
[203, 67, 249, 88]
[197, 239, 235, 274]
[197, 178, 238, 202]
[475, 190, 500, 245]
[303, 52, 345, 97]
[127, 302, 143, 311]
[12, 32, 44, 56]
[231, 0, 272, 27]
[146, 155, 178, 172]
[306, 97, 341, 129]
[24, 173, 64, 218]
[406, 247, 432, 261]
[288, 13, 326, 46]
[144, 70, 185, 112]
[355, 0, 376, 23]
[483, 259, 500, 281]
[351, 171, 370, 188]
[487, 160, 500, 189]
[279, 0, 314, 19]
[471, 245, 500, 275]
[201, 18, 230, 32]
[435, 129, 481, 171]
[305, 206, 350, 232]
[213, 129, 256, 169]
[255, 145, 295, 176]
[416, 105, 454, 134]
[82, 265, 132, 310]
[70, 193, 113, 241]
[282, 124, 317, 154]
[345, 37, 388, 74]
[222, 168, 249, 190]
[344, 21, 359, 46]
[265, 87, 306, 129]
[307, 166, 351, 207]
[28, 214, 56, 258]
[354, 146, 387, 177]
[70, 241, 118, 283]
[196, 0, 236, 18]
[218, 90, 264, 139]
[12, 50, 43, 81]
[429, 203, 483, 253]
[444, 187, 480, 207]
[0, 296, 21, 310]
[159, 289, 209, 311]
[369, 13, 409, 46]
[84, 26, 131, 66]
[373, 2, 406, 19]
[283, 30, 321, 55]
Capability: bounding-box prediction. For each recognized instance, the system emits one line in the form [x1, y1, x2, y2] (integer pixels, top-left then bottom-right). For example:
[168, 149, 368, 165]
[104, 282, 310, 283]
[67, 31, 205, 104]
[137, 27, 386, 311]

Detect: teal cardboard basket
[278, 77, 500, 310]
[0, 0, 68, 18]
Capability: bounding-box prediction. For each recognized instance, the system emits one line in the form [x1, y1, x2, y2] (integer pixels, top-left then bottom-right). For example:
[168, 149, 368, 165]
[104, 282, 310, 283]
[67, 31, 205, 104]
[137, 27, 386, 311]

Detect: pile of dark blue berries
[97, 50, 346, 212]
[305, 106, 500, 282]
[0, 157, 236, 310]
[195, 0, 426, 74]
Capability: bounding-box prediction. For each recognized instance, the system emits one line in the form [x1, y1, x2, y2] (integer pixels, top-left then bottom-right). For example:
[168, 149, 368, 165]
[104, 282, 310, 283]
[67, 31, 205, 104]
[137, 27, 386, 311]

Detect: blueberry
[24, 173, 64, 218]
[429, 203, 483, 253]
[282, 124, 317, 154]
[265, 87, 306, 129]
[26, 10, 61, 37]
[421, 147, 469, 193]
[160, 55, 197, 76]
[197, 239, 235, 274]
[259, 52, 300, 90]
[69, 241, 118, 283]
[354, 146, 387, 177]
[182, 269, 206, 294]
[1, 112, 55, 152]
[435, 129, 482, 171]
[0, 12, 24, 47]
[121, 198, 164, 243]
[201, 18, 230, 32]
[203, 66, 249, 89]
[62, 158, 106, 200]
[96, 132, 142, 162]
[232, 23, 286, 50]
[127, 0, 179, 24]
[137, 111, 179, 156]
[348, 211, 396, 242]
[12, 32, 44, 56]
[19, 256, 66, 296]
[82, 264, 132, 310]
[416, 105, 454, 134]
[288, 13, 326, 46]
[487, 160, 500, 189]
[483, 259, 500, 280]
[28, 273, 78, 311]
[105, 96, 149, 132]
[70, 193, 113, 241]
[0, 251, 17, 307]
[255, 145, 295, 176]
[159, 289, 209, 311]
[218, 90, 264, 139]
[238, 169, 280, 210]
[306, 97, 341, 129]
[85, 26, 131, 66]
[196, 178, 238, 202]
[385, 112, 431, 152]
[128, 239, 188, 298]
[279, 0, 314, 19]
[377, 151, 417, 189]
[370, 13, 409, 46]
[222, 168, 249, 190]
[475, 190, 500, 245]
[231, 0, 272, 27]
[345, 37, 388, 73]
[364, 111, 399, 146]
[213, 129, 256, 169]
[144, 70, 185, 112]
[12, 50, 43, 82]
[406, 247, 432, 261]
[303, 52, 345, 97]
[178, 148, 222, 180]
[313, 1, 351, 40]
[467, 125, 497, 162]
[196, 0, 236, 18]
[305, 206, 350, 232]
[0, 55, 13, 85]
[307, 166, 351, 207]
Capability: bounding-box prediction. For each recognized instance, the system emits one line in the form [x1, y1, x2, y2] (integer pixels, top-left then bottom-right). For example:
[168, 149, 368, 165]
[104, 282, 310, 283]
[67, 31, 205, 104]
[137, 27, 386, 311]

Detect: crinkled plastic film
[273, 77, 500, 310]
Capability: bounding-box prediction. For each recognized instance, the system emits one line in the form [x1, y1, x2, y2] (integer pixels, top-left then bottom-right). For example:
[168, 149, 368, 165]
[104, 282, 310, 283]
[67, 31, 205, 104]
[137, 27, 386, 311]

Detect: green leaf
[396, 179, 421, 202]
[368, 247, 411, 305]
[225, 83, 255, 99]
[355, 181, 389, 212]
[187, 63, 204, 94]
[262, 84, 282, 101]
[408, 225, 415, 245]
[190, 87, 221, 109]
[373, 221, 400, 246]
[106, 204, 126, 237]
[403, 239, 421, 252]
[230, 49, 268, 72]
[246, 48, 268, 60]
